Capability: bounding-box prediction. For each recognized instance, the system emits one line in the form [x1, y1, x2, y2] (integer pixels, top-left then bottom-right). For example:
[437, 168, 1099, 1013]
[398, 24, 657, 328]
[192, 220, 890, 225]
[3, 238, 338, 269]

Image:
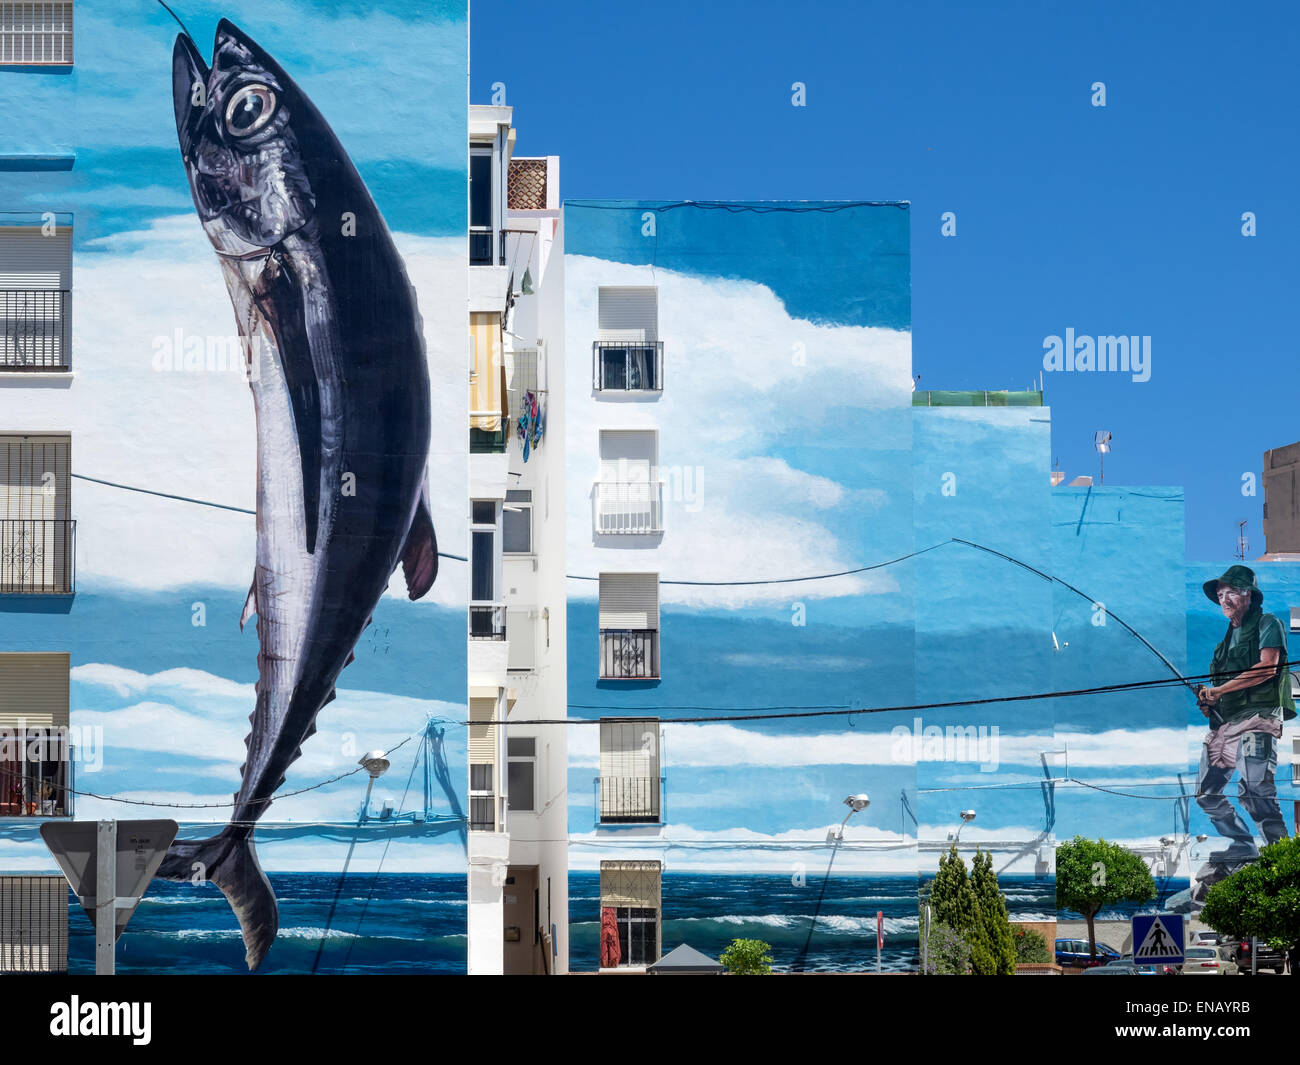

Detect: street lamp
[828, 793, 871, 843]
[950, 809, 976, 843]
[358, 750, 390, 823]
[795, 792, 870, 972]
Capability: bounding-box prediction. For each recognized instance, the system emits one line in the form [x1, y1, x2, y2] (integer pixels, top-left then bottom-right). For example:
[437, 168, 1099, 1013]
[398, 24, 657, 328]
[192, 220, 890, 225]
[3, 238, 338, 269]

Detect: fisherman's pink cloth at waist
[1204, 716, 1284, 769]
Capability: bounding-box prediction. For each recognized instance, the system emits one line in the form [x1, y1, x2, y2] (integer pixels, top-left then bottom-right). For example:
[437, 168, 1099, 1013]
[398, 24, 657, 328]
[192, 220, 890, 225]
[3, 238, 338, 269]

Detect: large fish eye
[225, 84, 277, 137]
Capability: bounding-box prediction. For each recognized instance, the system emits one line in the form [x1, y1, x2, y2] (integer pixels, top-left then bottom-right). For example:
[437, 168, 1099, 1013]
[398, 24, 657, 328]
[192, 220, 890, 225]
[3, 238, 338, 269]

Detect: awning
[470, 312, 505, 431]
[647, 943, 725, 975]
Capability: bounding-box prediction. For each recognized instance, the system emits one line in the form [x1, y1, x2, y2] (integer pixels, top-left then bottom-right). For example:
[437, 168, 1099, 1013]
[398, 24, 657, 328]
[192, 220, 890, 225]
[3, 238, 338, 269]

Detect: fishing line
[156, 0, 194, 40]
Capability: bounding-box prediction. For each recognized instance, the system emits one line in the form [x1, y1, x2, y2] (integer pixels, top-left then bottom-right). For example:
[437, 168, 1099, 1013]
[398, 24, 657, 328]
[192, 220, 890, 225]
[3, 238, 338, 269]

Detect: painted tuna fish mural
[159, 19, 440, 970]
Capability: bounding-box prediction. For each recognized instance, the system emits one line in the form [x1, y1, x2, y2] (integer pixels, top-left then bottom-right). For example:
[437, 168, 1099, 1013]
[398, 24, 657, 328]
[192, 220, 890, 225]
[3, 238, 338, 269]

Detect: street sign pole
[95, 820, 116, 975]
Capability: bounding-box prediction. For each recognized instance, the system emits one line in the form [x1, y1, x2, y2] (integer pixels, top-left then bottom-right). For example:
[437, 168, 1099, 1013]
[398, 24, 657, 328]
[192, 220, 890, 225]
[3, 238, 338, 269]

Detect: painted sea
[51, 870, 1158, 974]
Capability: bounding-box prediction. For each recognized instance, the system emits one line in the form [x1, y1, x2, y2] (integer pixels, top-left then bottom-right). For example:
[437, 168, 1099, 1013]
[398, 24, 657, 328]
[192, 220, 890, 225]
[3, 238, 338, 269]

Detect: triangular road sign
[40, 820, 178, 940]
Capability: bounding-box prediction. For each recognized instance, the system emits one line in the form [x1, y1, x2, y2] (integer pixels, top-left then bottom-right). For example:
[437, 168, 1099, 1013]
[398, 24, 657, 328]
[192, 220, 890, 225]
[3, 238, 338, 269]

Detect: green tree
[971, 849, 1018, 974]
[719, 938, 773, 975]
[925, 845, 1008, 974]
[1201, 838, 1300, 963]
[1055, 835, 1156, 962]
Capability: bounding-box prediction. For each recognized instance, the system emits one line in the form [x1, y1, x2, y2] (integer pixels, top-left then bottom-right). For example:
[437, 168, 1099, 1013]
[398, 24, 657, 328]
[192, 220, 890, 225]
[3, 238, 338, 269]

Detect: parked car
[1235, 939, 1286, 974]
[1055, 939, 1121, 968]
[1193, 931, 1222, 946]
[1092, 958, 1159, 975]
[1182, 945, 1239, 976]
[1120, 953, 1178, 975]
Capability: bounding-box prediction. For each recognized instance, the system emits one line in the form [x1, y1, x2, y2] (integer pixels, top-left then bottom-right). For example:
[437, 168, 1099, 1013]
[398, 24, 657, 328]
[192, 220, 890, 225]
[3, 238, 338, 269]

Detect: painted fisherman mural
[1189, 564, 1295, 904]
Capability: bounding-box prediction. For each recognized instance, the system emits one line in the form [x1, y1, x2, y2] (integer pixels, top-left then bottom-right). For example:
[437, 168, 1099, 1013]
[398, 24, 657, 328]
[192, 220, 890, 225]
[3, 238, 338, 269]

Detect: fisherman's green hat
[1202, 564, 1263, 605]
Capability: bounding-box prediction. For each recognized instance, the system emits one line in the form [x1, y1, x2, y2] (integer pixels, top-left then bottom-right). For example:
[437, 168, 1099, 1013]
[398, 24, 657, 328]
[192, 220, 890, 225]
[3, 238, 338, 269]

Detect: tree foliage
[971, 849, 1018, 974]
[1012, 927, 1051, 964]
[923, 921, 971, 975]
[719, 938, 773, 975]
[1055, 835, 1155, 959]
[923, 845, 1017, 974]
[1201, 838, 1300, 954]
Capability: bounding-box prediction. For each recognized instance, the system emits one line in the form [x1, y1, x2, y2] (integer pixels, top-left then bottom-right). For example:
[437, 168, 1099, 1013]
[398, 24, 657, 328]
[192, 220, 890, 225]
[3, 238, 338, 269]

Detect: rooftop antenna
[1094, 430, 1112, 484]
[157, 1, 194, 40]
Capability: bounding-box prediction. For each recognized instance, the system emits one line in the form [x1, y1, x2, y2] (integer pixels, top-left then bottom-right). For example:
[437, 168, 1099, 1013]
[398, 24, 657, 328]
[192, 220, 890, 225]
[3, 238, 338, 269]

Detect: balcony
[596, 775, 664, 825]
[1, 290, 70, 371]
[593, 341, 663, 392]
[1, 742, 73, 818]
[470, 228, 505, 267]
[0, 519, 75, 594]
[469, 424, 507, 453]
[469, 602, 506, 640]
[595, 481, 663, 535]
[600, 629, 658, 680]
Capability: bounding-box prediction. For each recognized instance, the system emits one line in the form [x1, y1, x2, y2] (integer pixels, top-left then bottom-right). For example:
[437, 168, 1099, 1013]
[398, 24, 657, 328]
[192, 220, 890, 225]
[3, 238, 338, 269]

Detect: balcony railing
[593, 341, 663, 392]
[596, 775, 664, 825]
[0, 739, 74, 818]
[595, 481, 663, 535]
[469, 602, 506, 640]
[1, 290, 70, 371]
[0, 519, 75, 594]
[470, 228, 506, 267]
[600, 629, 658, 680]
[469, 422, 507, 453]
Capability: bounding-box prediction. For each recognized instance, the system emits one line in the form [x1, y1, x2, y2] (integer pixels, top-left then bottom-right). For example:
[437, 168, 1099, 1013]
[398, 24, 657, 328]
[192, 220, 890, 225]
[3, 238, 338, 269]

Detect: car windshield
[1186, 947, 1215, 958]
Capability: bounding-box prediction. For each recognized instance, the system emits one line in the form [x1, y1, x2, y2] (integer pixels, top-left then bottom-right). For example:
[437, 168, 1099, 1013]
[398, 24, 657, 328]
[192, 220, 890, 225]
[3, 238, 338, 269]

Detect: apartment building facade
[0, 2, 472, 974]
[465, 104, 569, 975]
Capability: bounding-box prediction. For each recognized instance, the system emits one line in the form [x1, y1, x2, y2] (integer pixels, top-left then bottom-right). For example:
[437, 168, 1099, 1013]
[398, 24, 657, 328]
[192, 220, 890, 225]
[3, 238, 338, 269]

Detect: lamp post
[793, 793, 870, 973]
[950, 809, 976, 844]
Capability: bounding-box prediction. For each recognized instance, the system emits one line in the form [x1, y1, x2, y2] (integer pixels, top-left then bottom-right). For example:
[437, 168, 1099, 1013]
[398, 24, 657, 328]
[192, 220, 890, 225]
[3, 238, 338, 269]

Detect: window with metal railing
[598, 572, 659, 679]
[1, 435, 74, 593]
[1, 289, 70, 370]
[598, 718, 661, 824]
[0, 2, 73, 65]
[469, 763, 495, 831]
[592, 340, 663, 392]
[0, 875, 68, 973]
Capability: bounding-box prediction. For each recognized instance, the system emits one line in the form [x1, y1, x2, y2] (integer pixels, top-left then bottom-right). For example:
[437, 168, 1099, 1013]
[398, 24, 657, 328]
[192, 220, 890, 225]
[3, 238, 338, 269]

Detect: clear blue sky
[471, 0, 1300, 561]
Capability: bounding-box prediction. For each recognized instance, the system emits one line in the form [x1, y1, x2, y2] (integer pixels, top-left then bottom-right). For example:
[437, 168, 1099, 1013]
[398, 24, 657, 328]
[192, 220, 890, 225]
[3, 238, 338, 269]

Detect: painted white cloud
[567, 720, 1215, 770]
[69, 663, 466, 829]
[564, 255, 912, 607]
[12, 219, 466, 605]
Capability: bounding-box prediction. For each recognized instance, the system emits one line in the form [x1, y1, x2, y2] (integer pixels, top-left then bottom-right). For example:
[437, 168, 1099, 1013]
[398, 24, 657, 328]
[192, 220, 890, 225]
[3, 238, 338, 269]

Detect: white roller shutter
[598, 430, 655, 481]
[0, 652, 69, 729]
[598, 286, 657, 342]
[0, 226, 71, 288]
[598, 573, 659, 630]
[0, 875, 68, 974]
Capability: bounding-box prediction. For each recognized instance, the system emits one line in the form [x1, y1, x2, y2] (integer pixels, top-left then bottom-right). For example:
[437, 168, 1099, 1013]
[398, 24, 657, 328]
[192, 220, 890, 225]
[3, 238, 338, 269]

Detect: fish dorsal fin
[240, 577, 258, 631]
[400, 481, 438, 600]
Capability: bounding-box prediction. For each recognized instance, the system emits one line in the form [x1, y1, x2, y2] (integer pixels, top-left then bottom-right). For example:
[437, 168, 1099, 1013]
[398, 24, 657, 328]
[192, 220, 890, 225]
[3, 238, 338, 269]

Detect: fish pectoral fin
[399, 484, 438, 601]
[240, 578, 258, 631]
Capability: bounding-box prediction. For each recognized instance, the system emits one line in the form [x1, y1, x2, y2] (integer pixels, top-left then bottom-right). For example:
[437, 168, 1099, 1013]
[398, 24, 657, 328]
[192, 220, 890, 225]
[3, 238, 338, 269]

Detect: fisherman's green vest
[1209, 608, 1296, 723]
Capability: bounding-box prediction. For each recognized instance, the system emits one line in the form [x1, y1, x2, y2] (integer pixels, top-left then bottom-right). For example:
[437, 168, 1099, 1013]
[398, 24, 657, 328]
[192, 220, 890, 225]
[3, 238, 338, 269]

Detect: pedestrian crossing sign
[1131, 913, 1184, 964]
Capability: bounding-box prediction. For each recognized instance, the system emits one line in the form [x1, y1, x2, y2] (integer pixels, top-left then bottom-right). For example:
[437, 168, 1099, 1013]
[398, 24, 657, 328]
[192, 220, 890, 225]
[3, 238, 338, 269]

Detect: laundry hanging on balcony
[516, 390, 545, 461]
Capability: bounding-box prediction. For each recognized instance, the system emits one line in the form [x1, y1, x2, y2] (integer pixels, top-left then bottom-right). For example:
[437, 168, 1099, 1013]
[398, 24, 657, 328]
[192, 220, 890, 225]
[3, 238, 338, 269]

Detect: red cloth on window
[600, 906, 621, 968]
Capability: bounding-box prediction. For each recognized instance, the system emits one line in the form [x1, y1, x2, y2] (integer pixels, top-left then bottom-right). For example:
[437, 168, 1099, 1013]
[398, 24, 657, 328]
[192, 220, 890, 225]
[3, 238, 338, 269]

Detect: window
[599, 718, 660, 824]
[507, 737, 535, 812]
[503, 490, 532, 553]
[593, 287, 662, 392]
[600, 861, 661, 968]
[469, 763, 494, 832]
[1, 434, 73, 594]
[0, 3, 73, 66]
[596, 431, 661, 534]
[598, 573, 660, 679]
[0, 653, 72, 817]
[469, 501, 503, 639]
[0, 223, 72, 371]
[469, 144, 499, 266]
[0, 876, 67, 973]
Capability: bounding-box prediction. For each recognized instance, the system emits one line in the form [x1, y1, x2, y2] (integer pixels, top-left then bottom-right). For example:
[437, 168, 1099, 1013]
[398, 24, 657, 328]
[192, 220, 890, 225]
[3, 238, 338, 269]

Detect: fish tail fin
[156, 831, 278, 971]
